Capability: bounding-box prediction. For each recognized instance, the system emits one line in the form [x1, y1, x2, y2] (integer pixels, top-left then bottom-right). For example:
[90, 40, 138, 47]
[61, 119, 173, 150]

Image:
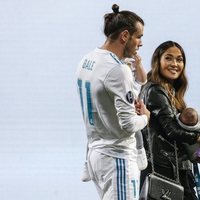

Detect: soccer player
[76, 4, 150, 200]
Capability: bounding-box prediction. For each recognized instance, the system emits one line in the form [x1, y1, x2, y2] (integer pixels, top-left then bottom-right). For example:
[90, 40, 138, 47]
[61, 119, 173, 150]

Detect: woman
[139, 41, 200, 199]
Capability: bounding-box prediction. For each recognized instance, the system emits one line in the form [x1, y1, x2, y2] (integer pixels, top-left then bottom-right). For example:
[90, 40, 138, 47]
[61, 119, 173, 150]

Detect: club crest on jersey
[126, 91, 134, 104]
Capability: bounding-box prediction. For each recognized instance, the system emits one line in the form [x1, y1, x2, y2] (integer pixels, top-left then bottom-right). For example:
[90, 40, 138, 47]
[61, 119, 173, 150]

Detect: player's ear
[120, 30, 130, 44]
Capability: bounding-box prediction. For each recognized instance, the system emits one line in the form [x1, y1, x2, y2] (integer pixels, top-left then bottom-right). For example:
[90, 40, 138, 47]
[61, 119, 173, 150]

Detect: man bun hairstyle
[103, 4, 144, 40]
[112, 4, 119, 13]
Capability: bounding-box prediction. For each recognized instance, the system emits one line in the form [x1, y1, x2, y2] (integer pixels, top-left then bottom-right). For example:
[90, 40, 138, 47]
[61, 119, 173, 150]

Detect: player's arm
[104, 65, 149, 135]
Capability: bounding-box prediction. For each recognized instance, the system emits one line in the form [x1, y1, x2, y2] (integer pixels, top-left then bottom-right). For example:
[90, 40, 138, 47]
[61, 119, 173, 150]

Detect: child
[177, 107, 199, 127]
[176, 107, 200, 162]
[176, 107, 200, 199]
[124, 56, 148, 171]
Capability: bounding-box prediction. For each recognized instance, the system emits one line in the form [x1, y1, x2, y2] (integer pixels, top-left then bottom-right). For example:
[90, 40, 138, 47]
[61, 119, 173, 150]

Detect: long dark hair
[103, 4, 144, 40]
[148, 41, 188, 111]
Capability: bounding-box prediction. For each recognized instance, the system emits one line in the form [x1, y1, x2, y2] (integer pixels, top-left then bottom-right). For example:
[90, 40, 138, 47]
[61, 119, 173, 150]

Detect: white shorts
[87, 149, 140, 200]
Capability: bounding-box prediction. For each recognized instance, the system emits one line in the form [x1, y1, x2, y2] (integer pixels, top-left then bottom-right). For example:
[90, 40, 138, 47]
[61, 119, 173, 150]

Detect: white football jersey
[76, 48, 148, 159]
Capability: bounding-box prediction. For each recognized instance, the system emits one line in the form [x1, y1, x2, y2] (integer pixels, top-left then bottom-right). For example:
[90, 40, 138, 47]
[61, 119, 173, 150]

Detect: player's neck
[101, 40, 123, 59]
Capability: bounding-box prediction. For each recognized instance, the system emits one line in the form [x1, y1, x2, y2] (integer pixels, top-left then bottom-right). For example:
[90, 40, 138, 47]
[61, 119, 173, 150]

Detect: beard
[123, 41, 136, 58]
[123, 49, 131, 58]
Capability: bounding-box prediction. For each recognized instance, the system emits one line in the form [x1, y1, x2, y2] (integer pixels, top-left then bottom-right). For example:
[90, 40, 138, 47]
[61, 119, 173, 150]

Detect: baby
[178, 107, 199, 127]
[176, 107, 200, 162]
[177, 108, 200, 199]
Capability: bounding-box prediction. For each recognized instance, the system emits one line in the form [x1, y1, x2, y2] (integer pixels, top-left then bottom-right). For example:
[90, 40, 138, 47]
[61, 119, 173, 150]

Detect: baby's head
[179, 107, 198, 126]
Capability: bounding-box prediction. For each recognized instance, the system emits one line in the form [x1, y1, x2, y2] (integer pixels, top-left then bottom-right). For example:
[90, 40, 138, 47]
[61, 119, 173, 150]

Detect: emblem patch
[126, 91, 134, 104]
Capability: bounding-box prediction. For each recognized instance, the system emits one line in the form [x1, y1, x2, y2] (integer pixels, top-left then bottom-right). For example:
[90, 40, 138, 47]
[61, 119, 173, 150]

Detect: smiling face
[149, 41, 187, 111]
[159, 46, 184, 82]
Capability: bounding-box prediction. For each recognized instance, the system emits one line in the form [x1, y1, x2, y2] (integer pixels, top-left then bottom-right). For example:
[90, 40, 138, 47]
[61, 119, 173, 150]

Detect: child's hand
[135, 99, 150, 121]
[132, 53, 142, 69]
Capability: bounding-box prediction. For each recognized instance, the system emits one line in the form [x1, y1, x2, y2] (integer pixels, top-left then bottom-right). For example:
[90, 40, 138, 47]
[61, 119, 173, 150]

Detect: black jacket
[139, 82, 200, 169]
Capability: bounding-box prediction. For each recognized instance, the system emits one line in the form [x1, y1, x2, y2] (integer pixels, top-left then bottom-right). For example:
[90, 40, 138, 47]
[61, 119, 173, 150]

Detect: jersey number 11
[77, 79, 94, 126]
